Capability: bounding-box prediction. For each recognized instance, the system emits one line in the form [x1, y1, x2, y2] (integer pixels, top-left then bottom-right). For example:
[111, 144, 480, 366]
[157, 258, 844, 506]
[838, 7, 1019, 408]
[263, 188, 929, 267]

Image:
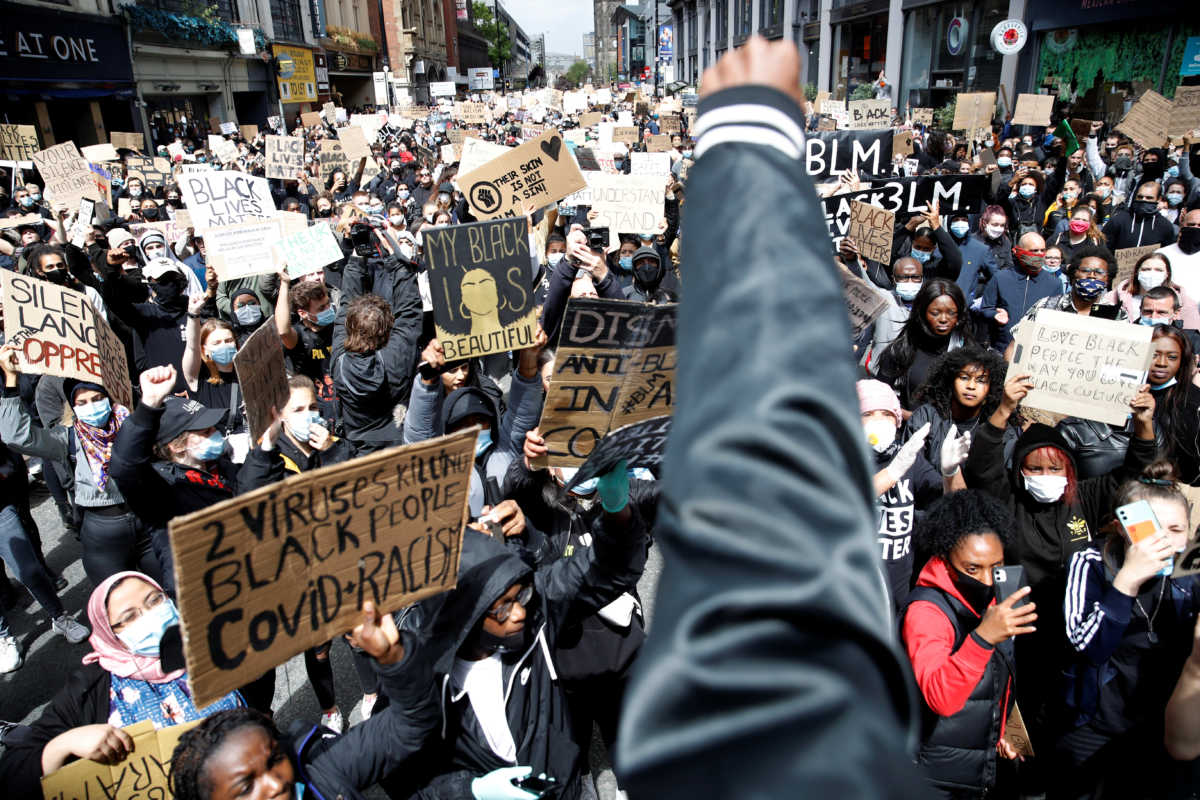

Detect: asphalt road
[0, 478, 663, 799]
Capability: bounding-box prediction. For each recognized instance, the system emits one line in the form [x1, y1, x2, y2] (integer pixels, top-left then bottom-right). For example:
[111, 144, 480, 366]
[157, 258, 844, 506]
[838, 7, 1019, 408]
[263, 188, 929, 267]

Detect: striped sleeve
[693, 86, 807, 161]
[1064, 547, 1134, 663]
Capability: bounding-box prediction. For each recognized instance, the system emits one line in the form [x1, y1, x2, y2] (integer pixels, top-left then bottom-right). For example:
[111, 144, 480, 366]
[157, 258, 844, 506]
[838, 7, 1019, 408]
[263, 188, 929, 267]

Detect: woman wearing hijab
[0, 346, 155, 585]
[0, 571, 242, 797]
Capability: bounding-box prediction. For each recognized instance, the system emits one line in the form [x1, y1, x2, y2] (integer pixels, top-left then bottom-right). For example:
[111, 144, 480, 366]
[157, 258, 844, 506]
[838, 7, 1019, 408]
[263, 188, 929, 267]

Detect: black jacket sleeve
[613, 85, 923, 800]
[109, 402, 173, 527]
[237, 444, 288, 492]
[963, 418, 1014, 504]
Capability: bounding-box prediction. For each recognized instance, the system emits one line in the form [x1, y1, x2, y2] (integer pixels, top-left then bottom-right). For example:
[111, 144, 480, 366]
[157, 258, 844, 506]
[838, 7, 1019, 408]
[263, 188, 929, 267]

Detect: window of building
[270, 0, 304, 42]
[734, 0, 753, 43]
[714, 0, 728, 48]
[760, 0, 782, 38]
[688, 8, 698, 54]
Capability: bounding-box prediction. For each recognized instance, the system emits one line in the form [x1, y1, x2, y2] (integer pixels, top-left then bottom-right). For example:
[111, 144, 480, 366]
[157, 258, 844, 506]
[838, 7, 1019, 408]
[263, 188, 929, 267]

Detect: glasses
[1076, 267, 1107, 278]
[111, 590, 167, 632]
[487, 585, 533, 623]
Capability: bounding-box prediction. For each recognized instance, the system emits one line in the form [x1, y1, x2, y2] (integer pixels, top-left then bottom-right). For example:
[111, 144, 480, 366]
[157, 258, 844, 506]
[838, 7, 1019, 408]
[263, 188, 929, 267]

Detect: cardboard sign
[233, 321, 290, 442]
[422, 217, 537, 360]
[441, 143, 459, 163]
[840, 266, 890, 336]
[457, 102, 489, 125]
[0, 213, 46, 230]
[219, 122, 237, 136]
[273, 221, 344, 277]
[589, 173, 665, 234]
[41, 719, 201, 800]
[630, 152, 671, 176]
[170, 429, 475, 707]
[1004, 703, 1035, 759]
[2, 271, 103, 384]
[564, 415, 670, 492]
[265, 135, 305, 180]
[1011, 309, 1153, 426]
[337, 126, 371, 161]
[205, 218, 284, 280]
[240, 124, 259, 141]
[911, 107, 935, 126]
[952, 92, 996, 132]
[124, 155, 172, 188]
[660, 114, 682, 134]
[1117, 89, 1171, 149]
[536, 299, 676, 467]
[109, 131, 143, 152]
[806, 130, 893, 179]
[0, 124, 39, 161]
[208, 135, 239, 164]
[458, 129, 586, 220]
[613, 126, 639, 145]
[34, 142, 102, 210]
[179, 171, 274, 232]
[646, 134, 672, 153]
[94, 312, 133, 411]
[1168, 86, 1200, 140]
[322, 101, 336, 120]
[80, 143, 119, 163]
[1011, 94, 1055, 127]
[847, 99, 891, 130]
[318, 139, 351, 178]
[847, 200, 894, 263]
[300, 111, 322, 128]
[1114, 243, 1161, 289]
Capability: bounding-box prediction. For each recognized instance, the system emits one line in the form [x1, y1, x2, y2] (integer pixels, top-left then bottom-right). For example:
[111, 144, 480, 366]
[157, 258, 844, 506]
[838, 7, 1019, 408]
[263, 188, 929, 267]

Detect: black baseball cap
[156, 397, 228, 445]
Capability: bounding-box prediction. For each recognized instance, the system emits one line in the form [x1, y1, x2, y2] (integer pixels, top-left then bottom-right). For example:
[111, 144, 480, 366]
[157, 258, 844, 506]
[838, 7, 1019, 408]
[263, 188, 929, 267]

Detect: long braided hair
[170, 708, 289, 800]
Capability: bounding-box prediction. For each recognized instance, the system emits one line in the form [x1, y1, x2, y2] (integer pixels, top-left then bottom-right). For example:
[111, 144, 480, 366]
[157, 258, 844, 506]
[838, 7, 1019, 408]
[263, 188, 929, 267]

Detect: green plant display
[121, 3, 266, 50]
[803, 82, 817, 102]
[850, 82, 874, 101]
[935, 97, 956, 130]
[1037, 25, 1196, 99]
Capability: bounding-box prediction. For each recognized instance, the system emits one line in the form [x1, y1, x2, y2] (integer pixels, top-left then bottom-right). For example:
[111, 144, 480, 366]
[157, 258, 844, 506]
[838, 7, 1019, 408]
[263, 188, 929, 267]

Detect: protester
[872, 278, 972, 409]
[1105, 251, 1200, 329]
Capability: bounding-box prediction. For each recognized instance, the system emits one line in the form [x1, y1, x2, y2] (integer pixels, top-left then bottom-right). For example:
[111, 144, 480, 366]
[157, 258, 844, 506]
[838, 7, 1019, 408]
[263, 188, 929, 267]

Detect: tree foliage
[472, 2, 512, 68]
[565, 60, 591, 88]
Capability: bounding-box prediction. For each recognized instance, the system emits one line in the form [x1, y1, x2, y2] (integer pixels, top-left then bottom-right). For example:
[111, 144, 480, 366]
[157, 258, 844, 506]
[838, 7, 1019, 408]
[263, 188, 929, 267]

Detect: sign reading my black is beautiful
[421, 217, 537, 360]
[170, 429, 477, 707]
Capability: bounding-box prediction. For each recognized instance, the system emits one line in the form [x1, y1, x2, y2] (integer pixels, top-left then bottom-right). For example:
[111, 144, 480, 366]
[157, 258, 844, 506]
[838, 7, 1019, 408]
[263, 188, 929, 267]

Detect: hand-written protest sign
[1004, 703, 1035, 759]
[564, 415, 671, 492]
[422, 217, 537, 360]
[823, 175, 988, 244]
[233, 321, 290, 442]
[94, 312, 133, 411]
[630, 151, 671, 176]
[536, 298, 677, 467]
[579, 111, 603, 128]
[207, 135, 239, 164]
[318, 139, 351, 178]
[1117, 89, 1171, 149]
[2, 271, 103, 384]
[589, 173, 665, 234]
[240, 124, 259, 141]
[840, 266, 890, 336]
[847, 99, 891, 130]
[612, 126, 639, 144]
[337, 126, 371, 161]
[1012, 309, 1153, 426]
[911, 107, 935, 126]
[646, 134, 672, 153]
[458, 129, 586, 220]
[847, 200, 894, 264]
[205, 218, 284, 280]
[180, 171, 274, 233]
[80, 143, 119, 163]
[0, 213, 45, 230]
[170, 430, 475, 707]
[0, 124, 39, 161]
[1114, 244, 1160, 289]
[34, 142, 102, 211]
[124, 155, 172, 188]
[41, 719, 201, 800]
[265, 135, 305, 180]
[805, 130, 893, 179]
[1168, 85, 1200, 140]
[952, 92, 996, 132]
[1011, 94, 1055, 127]
[301, 111, 322, 128]
[273, 222, 344, 277]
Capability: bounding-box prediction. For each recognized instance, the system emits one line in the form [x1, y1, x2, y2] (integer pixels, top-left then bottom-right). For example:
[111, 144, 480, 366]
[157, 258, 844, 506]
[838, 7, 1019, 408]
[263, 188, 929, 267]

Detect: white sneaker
[360, 693, 378, 721]
[320, 708, 344, 734]
[52, 615, 89, 644]
[0, 635, 21, 673]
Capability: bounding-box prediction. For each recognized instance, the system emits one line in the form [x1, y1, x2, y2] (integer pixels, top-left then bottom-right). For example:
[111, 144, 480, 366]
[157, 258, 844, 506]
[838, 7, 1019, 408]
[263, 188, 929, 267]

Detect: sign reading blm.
[421, 217, 538, 360]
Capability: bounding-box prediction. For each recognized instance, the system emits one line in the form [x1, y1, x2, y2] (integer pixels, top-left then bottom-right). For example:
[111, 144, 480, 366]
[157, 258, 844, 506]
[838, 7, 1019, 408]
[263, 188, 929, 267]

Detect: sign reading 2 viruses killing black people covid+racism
[421, 217, 538, 360]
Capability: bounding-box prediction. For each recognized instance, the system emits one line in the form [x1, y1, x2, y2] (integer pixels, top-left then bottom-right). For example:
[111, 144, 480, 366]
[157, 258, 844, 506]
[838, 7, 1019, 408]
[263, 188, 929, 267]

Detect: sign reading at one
[457, 129, 586, 220]
[265, 135, 305, 180]
[847, 200, 895, 263]
[233, 321, 290, 442]
[170, 430, 475, 706]
[421, 217, 537, 360]
[179, 171, 274, 232]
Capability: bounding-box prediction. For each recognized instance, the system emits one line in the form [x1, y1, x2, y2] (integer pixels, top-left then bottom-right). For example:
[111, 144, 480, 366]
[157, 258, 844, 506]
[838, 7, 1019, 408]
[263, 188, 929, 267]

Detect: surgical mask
[189, 431, 226, 462]
[438, 193, 451, 204]
[863, 418, 897, 453]
[895, 281, 921, 301]
[984, 139, 994, 148]
[985, 224, 1006, 240]
[546, 252, 565, 267]
[1151, 376, 1178, 390]
[1167, 166, 1179, 178]
[949, 221, 970, 238]
[559, 467, 598, 495]
[286, 410, 323, 442]
[1097, 186, 1111, 199]
[997, 156, 1012, 169]
[910, 248, 932, 263]
[1139, 316, 1163, 326]
[681, 150, 693, 158]
[619, 256, 633, 269]
[475, 429, 493, 456]
[1167, 192, 1184, 207]
[208, 343, 236, 365]
[1074, 277, 1106, 301]
[1068, 219, 1090, 235]
[18, 196, 33, 208]
[399, 243, 415, 261]
[397, 189, 410, 200]
[315, 306, 336, 327]
[1018, 185, 1036, 199]
[76, 398, 112, 428]
[1023, 473, 1067, 504]
[389, 215, 405, 227]
[1043, 260, 1062, 273]
[369, 205, 384, 216]
[128, 186, 143, 198]
[1115, 156, 1133, 171]
[116, 599, 179, 656]
[234, 305, 262, 326]
[1131, 200, 1157, 216]
[1138, 270, 1167, 291]
[1180, 227, 1200, 255]
[1062, 191, 1077, 203]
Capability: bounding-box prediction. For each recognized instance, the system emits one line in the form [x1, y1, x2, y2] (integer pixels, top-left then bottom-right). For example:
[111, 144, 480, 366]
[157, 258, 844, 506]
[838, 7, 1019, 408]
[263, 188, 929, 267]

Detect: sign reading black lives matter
[536, 298, 676, 467]
[170, 429, 477, 707]
[179, 171, 274, 233]
[421, 218, 538, 360]
[265, 135, 305, 180]
[564, 415, 672, 492]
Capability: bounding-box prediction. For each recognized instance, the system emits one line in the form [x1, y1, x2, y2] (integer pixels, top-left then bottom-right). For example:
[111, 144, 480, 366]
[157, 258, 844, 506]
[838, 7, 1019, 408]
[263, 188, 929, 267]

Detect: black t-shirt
[188, 370, 245, 434]
[285, 321, 336, 415]
[874, 446, 943, 609]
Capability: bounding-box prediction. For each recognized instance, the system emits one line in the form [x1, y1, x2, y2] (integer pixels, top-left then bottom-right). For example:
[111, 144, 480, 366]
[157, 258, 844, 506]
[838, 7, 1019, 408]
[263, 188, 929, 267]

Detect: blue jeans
[0, 505, 63, 618]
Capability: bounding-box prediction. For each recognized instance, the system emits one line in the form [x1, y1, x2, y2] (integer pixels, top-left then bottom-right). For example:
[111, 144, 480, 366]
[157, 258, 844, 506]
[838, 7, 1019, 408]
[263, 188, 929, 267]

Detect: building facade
[381, 0, 450, 104]
[593, 0, 622, 83]
[583, 32, 596, 70]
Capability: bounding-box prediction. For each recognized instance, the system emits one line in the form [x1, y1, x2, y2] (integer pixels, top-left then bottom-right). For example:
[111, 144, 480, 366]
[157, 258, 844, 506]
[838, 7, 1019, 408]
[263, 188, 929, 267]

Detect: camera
[584, 227, 609, 251]
[350, 223, 376, 257]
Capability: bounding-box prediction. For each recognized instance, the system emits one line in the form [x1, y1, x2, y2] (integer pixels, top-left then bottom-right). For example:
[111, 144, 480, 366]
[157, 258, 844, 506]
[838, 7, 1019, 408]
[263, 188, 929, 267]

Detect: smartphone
[512, 774, 558, 797]
[993, 565, 1028, 608]
[1117, 500, 1172, 576]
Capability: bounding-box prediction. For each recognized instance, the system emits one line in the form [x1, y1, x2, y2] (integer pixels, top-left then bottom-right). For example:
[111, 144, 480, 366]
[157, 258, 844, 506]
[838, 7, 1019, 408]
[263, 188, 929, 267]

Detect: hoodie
[1101, 204, 1177, 250]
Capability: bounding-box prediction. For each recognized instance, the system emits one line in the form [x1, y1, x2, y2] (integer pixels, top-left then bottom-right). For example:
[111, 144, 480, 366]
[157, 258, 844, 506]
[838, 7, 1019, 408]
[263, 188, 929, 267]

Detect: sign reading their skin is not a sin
[421, 217, 537, 360]
[170, 429, 476, 707]
[457, 128, 586, 220]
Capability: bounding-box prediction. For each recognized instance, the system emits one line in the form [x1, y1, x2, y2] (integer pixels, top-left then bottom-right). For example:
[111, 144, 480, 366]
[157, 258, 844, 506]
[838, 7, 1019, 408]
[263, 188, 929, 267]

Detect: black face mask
[142, 206, 160, 220]
[1141, 161, 1164, 182]
[473, 623, 531, 655]
[951, 567, 996, 616]
[1131, 200, 1158, 217]
[1180, 227, 1200, 255]
[152, 277, 186, 309]
[633, 260, 664, 292]
[166, 197, 182, 209]
[1114, 156, 1133, 172]
[40, 268, 68, 285]
[314, 206, 333, 218]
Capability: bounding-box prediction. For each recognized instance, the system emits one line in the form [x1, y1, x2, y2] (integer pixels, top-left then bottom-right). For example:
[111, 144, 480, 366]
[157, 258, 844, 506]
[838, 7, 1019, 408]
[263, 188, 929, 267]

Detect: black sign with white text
[0, 2, 133, 84]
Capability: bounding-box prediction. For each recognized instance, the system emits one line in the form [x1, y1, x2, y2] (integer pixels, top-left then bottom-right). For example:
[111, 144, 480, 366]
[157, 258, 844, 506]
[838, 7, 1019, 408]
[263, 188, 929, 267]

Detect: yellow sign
[273, 44, 317, 104]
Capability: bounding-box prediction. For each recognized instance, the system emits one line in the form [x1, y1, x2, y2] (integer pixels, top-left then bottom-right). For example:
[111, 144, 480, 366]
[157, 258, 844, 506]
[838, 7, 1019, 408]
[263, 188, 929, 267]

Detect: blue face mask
[619, 256, 633, 269]
[1167, 166, 1179, 178]
[234, 305, 262, 326]
[1018, 185, 1036, 198]
[315, 306, 336, 327]
[1139, 316, 1163, 326]
[895, 281, 921, 301]
[475, 428, 492, 456]
[949, 221, 970, 238]
[208, 343, 236, 365]
[1168, 193, 1185, 207]
[996, 156, 1012, 169]
[287, 410, 323, 442]
[1073, 277, 1107, 301]
[189, 431, 226, 462]
[910, 248, 933, 263]
[116, 598, 179, 656]
[76, 398, 112, 428]
[19, 196, 33, 208]
[1151, 376, 1178, 390]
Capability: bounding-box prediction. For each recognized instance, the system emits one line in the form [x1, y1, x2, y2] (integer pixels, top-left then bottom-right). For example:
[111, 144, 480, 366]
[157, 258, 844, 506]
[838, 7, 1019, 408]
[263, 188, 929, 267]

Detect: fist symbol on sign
[469, 181, 502, 214]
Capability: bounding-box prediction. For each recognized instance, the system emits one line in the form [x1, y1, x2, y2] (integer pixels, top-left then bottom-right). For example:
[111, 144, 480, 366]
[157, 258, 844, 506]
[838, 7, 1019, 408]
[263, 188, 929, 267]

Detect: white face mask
[547, 252, 565, 267]
[1023, 474, 1067, 504]
[863, 418, 897, 453]
[1137, 270, 1167, 291]
[986, 224, 1006, 240]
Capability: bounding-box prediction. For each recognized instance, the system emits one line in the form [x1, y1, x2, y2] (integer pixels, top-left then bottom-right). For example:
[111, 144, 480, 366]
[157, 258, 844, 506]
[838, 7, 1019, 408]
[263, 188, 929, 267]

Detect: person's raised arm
[1085, 122, 1107, 180]
[274, 270, 299, 350]
[964, 372, 1031, 503]
[180, 292, 207, 392]
[0, 344, 70, 463]
[1166, 616, 1200, 761]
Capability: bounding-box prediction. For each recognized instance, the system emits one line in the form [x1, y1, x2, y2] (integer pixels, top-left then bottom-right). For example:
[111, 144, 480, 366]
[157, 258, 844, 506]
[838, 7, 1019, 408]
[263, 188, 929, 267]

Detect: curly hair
[170, 708, 287, 800]
[911, 345, 1007, 420]
[913, 490, 1016, 561]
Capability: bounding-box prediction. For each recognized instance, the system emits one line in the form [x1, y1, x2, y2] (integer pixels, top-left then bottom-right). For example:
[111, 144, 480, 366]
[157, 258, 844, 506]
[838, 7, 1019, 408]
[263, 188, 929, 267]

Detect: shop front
[324, 48, 377, 109]
[829, 0, 890, 100]
[898, 0, 1008, 112]
[0, 2, 137, 149]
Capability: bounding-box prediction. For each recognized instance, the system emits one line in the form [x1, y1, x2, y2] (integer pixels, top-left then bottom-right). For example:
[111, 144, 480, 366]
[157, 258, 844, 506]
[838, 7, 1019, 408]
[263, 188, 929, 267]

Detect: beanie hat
[856, 379, 901, 423]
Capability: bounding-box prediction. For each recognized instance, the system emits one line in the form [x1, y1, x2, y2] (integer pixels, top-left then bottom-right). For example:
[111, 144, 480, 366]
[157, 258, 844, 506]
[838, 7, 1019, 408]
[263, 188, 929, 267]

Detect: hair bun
[1140, 460, 1179, 485]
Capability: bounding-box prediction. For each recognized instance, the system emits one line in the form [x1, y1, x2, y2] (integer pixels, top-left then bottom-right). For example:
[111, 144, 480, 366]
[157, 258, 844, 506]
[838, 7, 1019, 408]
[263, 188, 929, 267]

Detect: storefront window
[715, 0, 728, 48]
[270, 0, 305, 42]
[831, 14, 887, 100]
[734, 0, 753, 42]
[760, 0, 783, 37]
[898, 0, 1006, 112]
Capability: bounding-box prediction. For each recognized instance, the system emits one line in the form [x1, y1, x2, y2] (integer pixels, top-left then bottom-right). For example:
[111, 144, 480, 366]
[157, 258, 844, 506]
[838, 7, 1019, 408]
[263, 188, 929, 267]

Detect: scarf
[74, 403, 130, 491]
[82, 571, 184, 683]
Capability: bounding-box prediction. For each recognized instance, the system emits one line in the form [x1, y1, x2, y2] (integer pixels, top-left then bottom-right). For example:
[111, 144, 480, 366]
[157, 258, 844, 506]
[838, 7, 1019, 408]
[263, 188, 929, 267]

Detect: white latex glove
[939, 424, 972, 477]
[886, 422, 930, 483]
[471, 766, 539, 800]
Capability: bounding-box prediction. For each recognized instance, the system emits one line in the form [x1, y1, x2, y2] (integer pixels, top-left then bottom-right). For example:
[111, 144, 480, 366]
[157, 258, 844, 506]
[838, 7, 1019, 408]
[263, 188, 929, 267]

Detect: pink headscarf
[82, 571, 184, 684]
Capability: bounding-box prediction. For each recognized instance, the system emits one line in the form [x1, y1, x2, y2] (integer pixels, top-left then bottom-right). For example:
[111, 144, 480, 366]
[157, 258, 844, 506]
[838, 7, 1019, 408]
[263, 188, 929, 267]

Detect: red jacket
[902, 557, 1010, 736]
